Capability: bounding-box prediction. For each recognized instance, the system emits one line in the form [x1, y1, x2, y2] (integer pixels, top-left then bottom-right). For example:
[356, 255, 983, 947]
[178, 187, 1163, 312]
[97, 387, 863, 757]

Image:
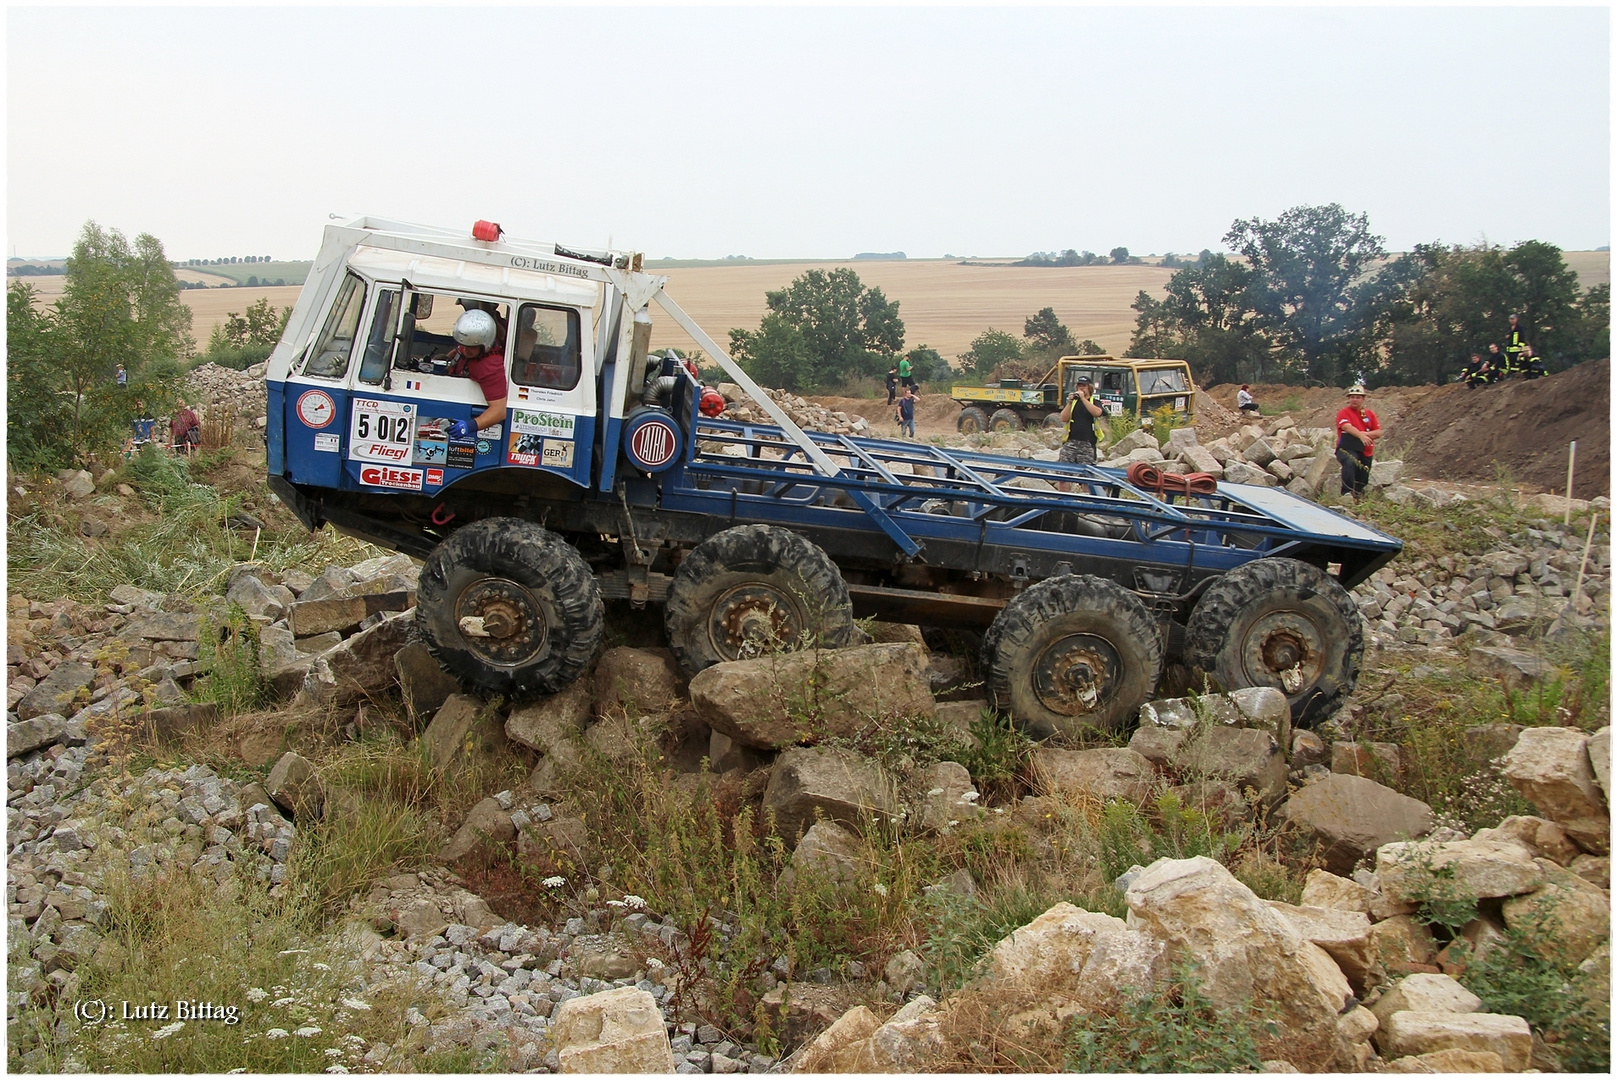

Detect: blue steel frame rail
[672, 417, 1390, 562]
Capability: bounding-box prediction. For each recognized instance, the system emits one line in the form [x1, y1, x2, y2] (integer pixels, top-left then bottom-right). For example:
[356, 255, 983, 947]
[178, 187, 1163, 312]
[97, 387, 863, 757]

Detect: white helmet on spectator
[453, 310, 498, 348]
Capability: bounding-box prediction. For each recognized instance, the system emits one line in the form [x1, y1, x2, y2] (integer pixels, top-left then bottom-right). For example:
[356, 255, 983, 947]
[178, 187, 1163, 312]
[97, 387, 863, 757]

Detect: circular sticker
[295, 389, 336, 429]
[628, 416, 679, 470]
[476, 440, 491, 455]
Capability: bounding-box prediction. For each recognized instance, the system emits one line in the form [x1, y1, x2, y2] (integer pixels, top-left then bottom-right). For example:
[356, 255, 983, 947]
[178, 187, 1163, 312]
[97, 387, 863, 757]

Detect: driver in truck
[445, 309, 507, 438]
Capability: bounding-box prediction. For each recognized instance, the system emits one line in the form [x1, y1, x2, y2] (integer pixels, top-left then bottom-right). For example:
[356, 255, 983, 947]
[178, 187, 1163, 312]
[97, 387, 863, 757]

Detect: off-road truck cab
[952, 356, 1196, 434]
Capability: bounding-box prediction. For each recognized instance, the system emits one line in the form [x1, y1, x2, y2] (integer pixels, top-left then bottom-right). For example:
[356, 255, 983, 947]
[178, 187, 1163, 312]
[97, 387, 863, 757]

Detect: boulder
[787, 820, 866, 886]
[758, 983, 862, 1051]
[1124, 857, 1357, 1070]
[7, 713, 85, 758]
[1382, 1047, 1505, 1072]
[792, 1005, 883, 1073]
[1071, 928, 1167, 1012]
[225, 574, 294, 622]
[1331, 740, 1402, 785]
[1374, 1012, 1531, 1072]
[1500, 726, 1609, 854]
[1368, 460, 1404, 489]
[1588, 725, 1610, 805]
[440, 796, 516, 862]
[265, 751, 324, 820]
[1569, 852, 1609, 888]
[1298, 868, 1377, 914]
[419, 694, 509, 775]
[1265, 901, 1374, 993]
[1277, 773, 1435, 875]
[979, 902, 1127, 998]
[1369, 915, 1440, 975]
[1499, 858, 1611, 967]
[293, 609, 415, 708]
[913, 761, 983, 831]
[1376, 837, 1542, 905]
[1031, 747, 1154, 803]
[121, 611, 203, 642]
[1229, 686, 1292, 745]
[689, 643, 935, 750]
[1370, 974, 1482, 1027]
[1472, 815, 1580, 866]
[864, 996, 945, 1071]
[763, 746, 899, 841]
[395, 642, 463, 729]
[15, 662, 96, 721]
[1467, 646, 1554, 690]
[550, 985, 675, 1073]
[298, 565, 358, 604]
[287, 590, 414, 637]
[506, 680, 592, 756]
[108, 584, 163, 609]
[593, 646, 685, 719]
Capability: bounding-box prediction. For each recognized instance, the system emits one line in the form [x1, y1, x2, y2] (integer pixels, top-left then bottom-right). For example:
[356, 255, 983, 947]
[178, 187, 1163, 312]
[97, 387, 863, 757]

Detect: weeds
[194, 606, 269, 716]
[1062, 961, 1276, 1072]
[955, 708, 1033, 802]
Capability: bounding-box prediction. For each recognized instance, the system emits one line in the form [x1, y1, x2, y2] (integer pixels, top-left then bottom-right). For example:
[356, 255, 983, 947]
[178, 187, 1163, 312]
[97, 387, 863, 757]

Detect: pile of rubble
[184, 361, 269, 431]
[714, 383, 871, 438]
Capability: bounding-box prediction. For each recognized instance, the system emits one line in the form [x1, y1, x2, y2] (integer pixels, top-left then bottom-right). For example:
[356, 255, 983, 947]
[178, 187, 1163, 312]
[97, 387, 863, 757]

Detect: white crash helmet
[452, 309, 498, 348]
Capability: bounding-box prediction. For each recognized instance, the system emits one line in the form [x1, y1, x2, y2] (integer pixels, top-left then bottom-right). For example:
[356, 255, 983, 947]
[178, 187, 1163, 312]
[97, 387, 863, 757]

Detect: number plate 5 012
[349, 398, 416, 463]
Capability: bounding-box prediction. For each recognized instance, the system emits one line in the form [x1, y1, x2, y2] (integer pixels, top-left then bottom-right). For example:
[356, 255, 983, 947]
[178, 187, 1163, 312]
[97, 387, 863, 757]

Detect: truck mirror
[412, 294, 434, 319]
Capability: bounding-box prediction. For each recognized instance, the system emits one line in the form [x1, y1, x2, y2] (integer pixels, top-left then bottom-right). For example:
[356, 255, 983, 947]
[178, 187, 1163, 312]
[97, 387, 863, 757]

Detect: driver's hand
[448, 419, 474, 440]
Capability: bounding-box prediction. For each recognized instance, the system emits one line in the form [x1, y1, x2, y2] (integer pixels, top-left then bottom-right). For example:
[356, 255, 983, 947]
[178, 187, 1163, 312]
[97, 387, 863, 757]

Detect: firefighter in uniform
[1503, 314, 1528, 378]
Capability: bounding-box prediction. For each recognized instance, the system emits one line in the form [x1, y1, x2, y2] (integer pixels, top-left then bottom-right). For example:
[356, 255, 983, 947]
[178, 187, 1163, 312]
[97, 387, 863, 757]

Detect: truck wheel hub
[457, 578, 547, 665]
[1032, 634, 1117, 716]
[711, 585, 797, 660]
[1245, 614, 1322, 696]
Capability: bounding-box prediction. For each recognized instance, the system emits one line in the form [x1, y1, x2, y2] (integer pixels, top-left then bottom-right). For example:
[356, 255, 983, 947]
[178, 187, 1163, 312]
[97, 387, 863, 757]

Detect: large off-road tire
[1041, 412, 1066, 430]
[989, 408, 1025, 433]
[416, 518, 603, 698]
[957, 407, 990, 435]
[1184, 557, 1362, 728]
[664, 524, 853, 676]
[982, 575, 1163, 739]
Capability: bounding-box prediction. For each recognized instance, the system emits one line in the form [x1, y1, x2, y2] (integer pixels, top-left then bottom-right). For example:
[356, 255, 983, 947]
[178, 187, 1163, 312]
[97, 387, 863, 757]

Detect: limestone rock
[1124, 857, 1355, 1070]
[1369, 915, 1440, 976]
[1499, 858, 1611, 967]
[1467, 646, 1554, 690]
[265, 751, 324, 820]
[287, 590, 414, 637]
[1299, 869, 1377, 914]
[1370, 974, 1482, 1027]
[1473, 815, 1580, 866]
[1031, 747, 1154, 803]
[1382, 1048, 1505, 1072]
[294, 609, 415, 708]
[787, 821, 865, 886]
[1278, 773, 1435, 876]
[15, 662, 96, 721]
[1374, 1011, 1531, 1072]
[1376, 837, 1543, 904]
[763, 746, 899, 841]
[1265, 901, 1374, 993]
[440, 796, 516, 862]
[791, 1005, 882, 1073]
[689, 643, 935, 750]
[1587, 725, 1610, 805]
[593, 647, 685, 719]
[7, 713, 85, 758]
[395, 642, 464, 729]
[1071, 928, 1166, 1012]
[550, 985, 675, 1073]
[1500, 726, 1609, 854]
[981, 902, 1127, 996]
[913, 761, 983, 831]
[419, 694, 509, 775]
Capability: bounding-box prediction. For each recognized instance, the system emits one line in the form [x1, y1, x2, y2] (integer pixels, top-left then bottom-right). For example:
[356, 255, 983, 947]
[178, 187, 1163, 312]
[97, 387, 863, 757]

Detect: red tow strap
[1125, 461, 1219, 497]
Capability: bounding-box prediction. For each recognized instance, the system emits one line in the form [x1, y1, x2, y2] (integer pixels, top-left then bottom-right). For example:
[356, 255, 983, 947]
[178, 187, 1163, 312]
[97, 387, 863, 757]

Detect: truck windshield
[1138, 368, 1189, 394]
[301, 272, 366, 379]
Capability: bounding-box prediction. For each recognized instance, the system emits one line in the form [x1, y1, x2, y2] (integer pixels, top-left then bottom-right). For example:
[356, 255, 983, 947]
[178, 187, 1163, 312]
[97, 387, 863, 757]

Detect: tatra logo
[630, 421, 676, 468]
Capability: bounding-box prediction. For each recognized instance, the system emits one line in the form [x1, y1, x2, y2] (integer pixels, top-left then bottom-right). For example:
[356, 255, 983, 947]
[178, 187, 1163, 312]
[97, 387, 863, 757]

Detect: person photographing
[1058, 376, 1104, 466]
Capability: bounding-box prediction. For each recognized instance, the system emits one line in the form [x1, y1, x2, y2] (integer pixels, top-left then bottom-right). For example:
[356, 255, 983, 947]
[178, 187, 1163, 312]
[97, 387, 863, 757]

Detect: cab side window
[300, 272, 366, 379]
[357, 289, 399, 384]
[1102, 372, 1124, 392]
[511, 304, 581, 391]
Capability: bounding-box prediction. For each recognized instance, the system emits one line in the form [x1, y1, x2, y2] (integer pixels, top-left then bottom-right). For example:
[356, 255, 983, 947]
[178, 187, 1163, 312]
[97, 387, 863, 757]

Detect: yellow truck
[951, 355, 1196, 434]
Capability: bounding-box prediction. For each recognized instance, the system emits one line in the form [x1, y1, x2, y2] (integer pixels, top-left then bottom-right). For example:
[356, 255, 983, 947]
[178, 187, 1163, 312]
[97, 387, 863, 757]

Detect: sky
[5, 3, 1611, 263]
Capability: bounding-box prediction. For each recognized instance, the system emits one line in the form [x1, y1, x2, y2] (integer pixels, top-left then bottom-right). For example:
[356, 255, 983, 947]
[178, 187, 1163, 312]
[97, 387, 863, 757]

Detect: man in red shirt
[1334, 384, 1381, 501]
[445, 310, 507, 439]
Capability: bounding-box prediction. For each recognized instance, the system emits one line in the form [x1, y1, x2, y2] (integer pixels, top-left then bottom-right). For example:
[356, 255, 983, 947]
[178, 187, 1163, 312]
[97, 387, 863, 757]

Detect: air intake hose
[641, 375, 680, 408]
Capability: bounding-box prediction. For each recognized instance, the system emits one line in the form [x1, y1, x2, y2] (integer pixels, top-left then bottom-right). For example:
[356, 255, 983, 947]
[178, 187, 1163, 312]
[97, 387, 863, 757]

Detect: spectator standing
[885, 366, 899, 406]
[897, 354, 915, 392]
[1503, 315, 1528, 376]
[896, 386, 917, 438]
[171, 401, 201, 455]
[115, 363, 127, 388]
[1334, 384, 1381, 500]
[1235, 384, 1259, 415]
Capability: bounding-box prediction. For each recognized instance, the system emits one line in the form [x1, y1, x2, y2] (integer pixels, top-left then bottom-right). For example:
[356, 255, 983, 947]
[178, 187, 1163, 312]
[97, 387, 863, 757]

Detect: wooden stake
[1570, 512, 1599, 615]
[250, 527, 261, 562]
[1565, 441, 1577, 525]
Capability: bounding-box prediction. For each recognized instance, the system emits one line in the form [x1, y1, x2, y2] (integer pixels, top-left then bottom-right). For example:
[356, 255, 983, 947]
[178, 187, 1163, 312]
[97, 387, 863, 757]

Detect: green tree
[958, 328, 1025, 378]
[730, 267, 905, 389]
[1023, 306, 1076, 355]
[903, 344, 952, 385]
[6, 282, 73, 469]
[1126, 254, 1279, 384]
[1075, 339, 1106, 355]
[728, 312, 814, 391]
[1224, 203, 1387, 384]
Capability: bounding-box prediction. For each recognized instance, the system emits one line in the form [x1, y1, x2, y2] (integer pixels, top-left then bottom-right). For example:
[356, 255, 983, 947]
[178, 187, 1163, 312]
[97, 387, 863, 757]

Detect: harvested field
[647, 260, 1175, 362]
[19, 274, 301, 349]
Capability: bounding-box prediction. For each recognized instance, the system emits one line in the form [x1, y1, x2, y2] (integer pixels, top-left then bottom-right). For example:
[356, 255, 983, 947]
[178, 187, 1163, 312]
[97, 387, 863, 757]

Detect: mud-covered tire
[989, 408, 1024, 433]
[957, 407, 990, 435]
[417, 518, 603, 698]
[664, 524, 853, 676]
[1041, 412, 1066, 430]
[982, 575, 1163, 738]
[1184, 557, 1362, 728]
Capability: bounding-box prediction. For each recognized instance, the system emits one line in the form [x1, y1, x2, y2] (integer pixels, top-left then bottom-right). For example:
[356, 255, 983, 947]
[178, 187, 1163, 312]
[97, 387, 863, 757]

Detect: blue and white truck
[264, 217, 1402, 736]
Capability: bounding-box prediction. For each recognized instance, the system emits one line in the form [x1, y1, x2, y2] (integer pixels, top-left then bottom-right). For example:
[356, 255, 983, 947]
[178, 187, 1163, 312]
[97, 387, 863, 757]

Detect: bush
[1063, 961, 1276, 1072]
